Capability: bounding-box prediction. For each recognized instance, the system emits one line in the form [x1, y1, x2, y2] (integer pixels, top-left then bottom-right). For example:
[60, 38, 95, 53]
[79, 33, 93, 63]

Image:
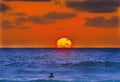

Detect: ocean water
[0, 48, 120, 82]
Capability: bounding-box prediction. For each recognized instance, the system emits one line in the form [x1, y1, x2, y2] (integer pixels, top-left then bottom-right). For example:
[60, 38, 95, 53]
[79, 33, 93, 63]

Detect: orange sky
[0, 0, 120, 48]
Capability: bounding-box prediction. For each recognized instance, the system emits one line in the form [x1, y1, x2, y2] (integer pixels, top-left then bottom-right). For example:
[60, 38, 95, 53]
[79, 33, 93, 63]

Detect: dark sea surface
[0, 48, 120, 82]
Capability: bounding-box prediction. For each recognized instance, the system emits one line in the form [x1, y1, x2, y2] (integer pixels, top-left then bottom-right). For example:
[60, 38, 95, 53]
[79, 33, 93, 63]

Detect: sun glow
[57, 38, 72, 48]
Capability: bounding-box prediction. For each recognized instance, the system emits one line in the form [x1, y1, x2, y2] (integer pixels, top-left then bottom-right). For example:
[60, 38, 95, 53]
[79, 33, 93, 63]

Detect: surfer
[49, 73, 54, 78]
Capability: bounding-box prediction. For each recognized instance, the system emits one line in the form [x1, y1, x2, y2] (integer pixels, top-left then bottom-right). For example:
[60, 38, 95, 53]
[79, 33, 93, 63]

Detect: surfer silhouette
[49, 73, 54, 78]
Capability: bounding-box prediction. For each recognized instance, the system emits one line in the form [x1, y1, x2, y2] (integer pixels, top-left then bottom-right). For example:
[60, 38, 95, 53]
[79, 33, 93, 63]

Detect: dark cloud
[2, 17, 28, 28]
[0, 3, 11, 12]
[9, 12, 27, 16]
[1, 20, 15, 28]
[3, 0, 52, 1]
[1, 19, 31, 29]
[65, 0, 120, 13]
[28, 12, 77, 24]
[85, 16, 120, 27]
[2, 11, 77, 29]
[21, 26, 30, 28]
[15, 17, 28, 25]
[28, 15, 54, 24]
[44, 12, 77, 19]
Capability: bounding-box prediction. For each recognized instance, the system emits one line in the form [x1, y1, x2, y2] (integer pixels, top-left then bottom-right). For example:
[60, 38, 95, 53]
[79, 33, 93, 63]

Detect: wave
[60, 61, 120, 67]
[0, 79, 69, 82]
[3, 61, 120, 67]
[0, 79, 120, 82]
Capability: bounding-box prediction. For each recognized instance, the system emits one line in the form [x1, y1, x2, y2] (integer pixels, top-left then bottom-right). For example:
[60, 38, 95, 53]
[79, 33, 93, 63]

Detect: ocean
[0, 48, 120, 82]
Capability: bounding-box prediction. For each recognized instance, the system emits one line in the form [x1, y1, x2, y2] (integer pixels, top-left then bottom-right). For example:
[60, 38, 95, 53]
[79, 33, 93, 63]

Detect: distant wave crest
[60, 61, 120, 67]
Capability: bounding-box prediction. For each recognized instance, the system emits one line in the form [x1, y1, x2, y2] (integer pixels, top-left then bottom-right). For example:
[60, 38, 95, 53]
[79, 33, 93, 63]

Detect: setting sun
[57, 38, 72, 48]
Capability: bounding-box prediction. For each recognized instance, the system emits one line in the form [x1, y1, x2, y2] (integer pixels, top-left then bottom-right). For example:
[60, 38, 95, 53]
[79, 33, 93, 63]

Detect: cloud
[28, 15, 54, 24]
[65, 0, 120, 13]
[85, 16, 120, 27]
[9, 12, 27, 16]
[1, 20, 15, 28]
[1, 19, 31, 29]
[20, 26, 31, 29]
[15, 17, 28, 25]
[1, 11, 77, 29]
[1, 17, 28, 28]
[28, 12, 77, 24]
[3, 0, 52, 1]
[0, 3, 11, 12]
[44, 12, 77, 19]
